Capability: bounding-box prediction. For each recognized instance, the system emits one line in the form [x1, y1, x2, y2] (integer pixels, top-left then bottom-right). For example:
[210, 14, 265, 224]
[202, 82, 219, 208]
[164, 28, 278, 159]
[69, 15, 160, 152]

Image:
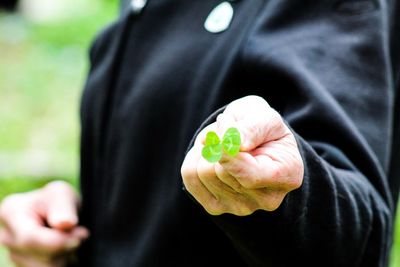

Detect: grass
[0, 1, 399, 266]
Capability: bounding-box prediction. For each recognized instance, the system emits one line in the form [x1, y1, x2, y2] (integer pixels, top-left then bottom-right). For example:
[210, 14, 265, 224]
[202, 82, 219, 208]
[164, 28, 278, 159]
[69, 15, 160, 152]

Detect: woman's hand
[0, 181, 89, 267]
[181, 96, 304, 216]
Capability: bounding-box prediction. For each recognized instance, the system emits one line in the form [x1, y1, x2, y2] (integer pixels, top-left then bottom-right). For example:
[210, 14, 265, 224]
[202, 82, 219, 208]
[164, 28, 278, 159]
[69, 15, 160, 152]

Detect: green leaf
[205, 131, 220, 146]
[222, 127, 241, 157]
[202, 143, 223, 163]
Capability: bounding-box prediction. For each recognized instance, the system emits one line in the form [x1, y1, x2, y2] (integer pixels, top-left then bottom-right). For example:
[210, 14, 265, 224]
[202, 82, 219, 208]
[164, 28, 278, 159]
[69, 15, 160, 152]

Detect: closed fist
[181, 96, 304, 216]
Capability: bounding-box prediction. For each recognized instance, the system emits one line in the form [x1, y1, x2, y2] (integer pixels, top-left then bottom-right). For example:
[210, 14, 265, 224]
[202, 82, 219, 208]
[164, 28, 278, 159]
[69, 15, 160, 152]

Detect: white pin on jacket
[131, 0, 148, 14]
[204, 2, 234, 33]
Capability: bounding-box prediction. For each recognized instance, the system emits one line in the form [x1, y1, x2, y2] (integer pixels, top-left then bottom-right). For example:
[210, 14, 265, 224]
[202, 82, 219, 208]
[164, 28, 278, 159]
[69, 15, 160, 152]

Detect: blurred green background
[0, 0, 399, 266]
[0, 0, 117, 265]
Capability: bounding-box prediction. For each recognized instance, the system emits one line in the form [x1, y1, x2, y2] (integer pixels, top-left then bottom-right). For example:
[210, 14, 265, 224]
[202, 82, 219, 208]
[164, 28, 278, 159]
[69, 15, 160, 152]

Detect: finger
[181, 146, 222, 215]
[9, 250, 67, 267]
[42, 181, 79, 231]
[5, 214, 83, 255]
[0, 191, 86, 257]
[216, 161, 286, 212]
[197, 157, 236, 198]
[214, 163, 243, 193]
[69, 226, 90, 241]
[219, 151, 283, 189]
[197, 158, 259, 215]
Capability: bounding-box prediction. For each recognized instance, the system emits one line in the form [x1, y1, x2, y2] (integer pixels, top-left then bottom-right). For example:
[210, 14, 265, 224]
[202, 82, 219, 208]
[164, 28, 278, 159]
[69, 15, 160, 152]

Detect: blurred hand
[0, 181, 89, 267]
[181, 95, 304, 216]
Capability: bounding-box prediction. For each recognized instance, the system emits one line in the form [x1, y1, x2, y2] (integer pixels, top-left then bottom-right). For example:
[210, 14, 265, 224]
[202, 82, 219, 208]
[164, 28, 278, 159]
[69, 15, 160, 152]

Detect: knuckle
[233, 210, 247, 216]
[289, 176, 303, 190]
[269, 108, 282, 122]
[204, 199, 224, 216]
[265, 163, 290, 189]
[248, 95, 265, 102]
[265, 203, 280, 212]
[261, 193, 285, 212]
[240, 95, 268, 108]
[206, 208, 223, 216]
[286, 159, 304, 191]
[269, 112, 286, 134]
[295, 160, 305, 181]
[47, 180, 69, 188]
[232, 206, 254, 216]
[44, 180, 72, 195]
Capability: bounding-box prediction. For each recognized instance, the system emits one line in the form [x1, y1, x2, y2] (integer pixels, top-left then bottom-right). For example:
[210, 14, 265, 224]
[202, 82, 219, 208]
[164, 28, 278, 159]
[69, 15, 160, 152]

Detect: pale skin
[181, 95, 304, 215]
[0, 181, 89, 267]
[0, 95, 303, 266]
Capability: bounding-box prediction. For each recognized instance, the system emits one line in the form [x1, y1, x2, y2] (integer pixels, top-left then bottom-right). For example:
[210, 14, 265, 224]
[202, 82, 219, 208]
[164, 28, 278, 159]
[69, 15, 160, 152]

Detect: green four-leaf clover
[201, 127, 241, 163]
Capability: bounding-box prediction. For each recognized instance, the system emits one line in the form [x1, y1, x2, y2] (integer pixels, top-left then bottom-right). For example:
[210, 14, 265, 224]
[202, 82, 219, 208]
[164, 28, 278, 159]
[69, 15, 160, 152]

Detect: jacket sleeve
[186, 1, 397, 266]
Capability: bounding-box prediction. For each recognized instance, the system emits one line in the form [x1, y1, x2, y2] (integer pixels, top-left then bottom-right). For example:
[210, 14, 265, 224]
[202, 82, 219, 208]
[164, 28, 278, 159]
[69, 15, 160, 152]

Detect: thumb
[42, 181, 79, 231]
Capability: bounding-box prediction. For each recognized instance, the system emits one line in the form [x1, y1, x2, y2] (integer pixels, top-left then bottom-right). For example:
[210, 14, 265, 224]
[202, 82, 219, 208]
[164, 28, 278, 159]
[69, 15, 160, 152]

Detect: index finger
[6, 212, 85, 255]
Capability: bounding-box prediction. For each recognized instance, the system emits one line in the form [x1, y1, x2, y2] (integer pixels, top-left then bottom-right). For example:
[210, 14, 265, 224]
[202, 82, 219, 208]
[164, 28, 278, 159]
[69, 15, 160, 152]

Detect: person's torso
[78, 1, 264, 266]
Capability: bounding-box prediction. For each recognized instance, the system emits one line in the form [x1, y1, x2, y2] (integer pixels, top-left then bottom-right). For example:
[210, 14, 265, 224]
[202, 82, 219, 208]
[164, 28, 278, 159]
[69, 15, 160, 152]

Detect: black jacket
[77, 0, 400, 266]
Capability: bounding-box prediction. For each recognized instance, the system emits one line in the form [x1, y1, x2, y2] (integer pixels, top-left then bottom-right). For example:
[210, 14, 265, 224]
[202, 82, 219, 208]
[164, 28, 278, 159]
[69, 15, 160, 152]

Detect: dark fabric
[0, 0, 18, 11]
[76, 0, 400, 266]
[389, 0, 400, 206]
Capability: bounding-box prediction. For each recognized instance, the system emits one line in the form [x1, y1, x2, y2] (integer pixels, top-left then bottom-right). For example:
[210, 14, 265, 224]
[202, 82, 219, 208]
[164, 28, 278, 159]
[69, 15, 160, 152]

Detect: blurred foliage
[0, 0, 118, 180]
[394, 212, 400, 267]
[0, 0, 117, 264]
[0, 0, 399, 267]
